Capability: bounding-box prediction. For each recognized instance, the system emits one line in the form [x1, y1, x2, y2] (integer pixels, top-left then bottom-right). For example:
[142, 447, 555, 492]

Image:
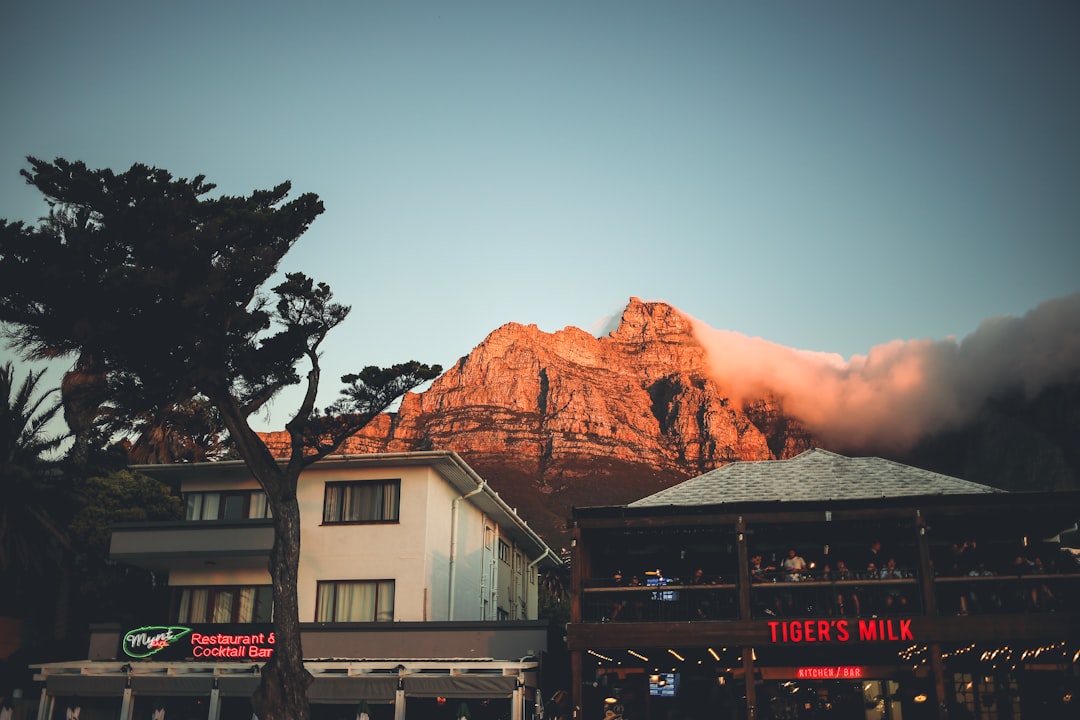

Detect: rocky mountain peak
[263, 298, 815, 544]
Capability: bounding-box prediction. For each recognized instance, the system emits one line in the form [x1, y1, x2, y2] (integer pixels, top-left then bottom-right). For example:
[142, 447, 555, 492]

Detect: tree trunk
[251, 493, 311, 720]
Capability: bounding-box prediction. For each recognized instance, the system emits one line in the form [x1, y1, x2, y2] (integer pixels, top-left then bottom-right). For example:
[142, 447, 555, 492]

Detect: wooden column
[569, 525, 590, 718]
[915, 510, 937, 616]
[570, 650, 583, 719]
[742, 647, 757, 720]
[736, 516, 751, 621]
[570, 527, 584, 624]
[915, 510, 949, 719]
[930, 643, 949, 720]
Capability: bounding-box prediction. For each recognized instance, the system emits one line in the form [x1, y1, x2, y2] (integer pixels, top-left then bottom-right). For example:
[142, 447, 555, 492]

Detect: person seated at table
[833, 559, 861, 617]
[749, 554, 779, 616]
[964, 561, 999, 614]
[749, 554, 775, 582]
[690, 567, 716, 618]
[879, 558, 909, 613]
[782, 548, 808, 581]
[606, 571, 627, 621]
[857, 561, 882, 615]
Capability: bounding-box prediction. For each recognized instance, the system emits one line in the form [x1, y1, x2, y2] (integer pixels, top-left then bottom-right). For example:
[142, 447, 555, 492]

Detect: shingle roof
[628, 448, 1002, 507]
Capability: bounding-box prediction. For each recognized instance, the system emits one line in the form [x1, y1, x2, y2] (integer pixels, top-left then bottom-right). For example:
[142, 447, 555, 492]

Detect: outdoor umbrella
[456, 701, 471, 720]
[356, 700, 371, 720]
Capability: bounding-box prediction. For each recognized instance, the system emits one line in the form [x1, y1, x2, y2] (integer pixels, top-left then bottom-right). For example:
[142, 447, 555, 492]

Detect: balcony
[109, 519, 274, 573]
[579, 571, 1080, 624]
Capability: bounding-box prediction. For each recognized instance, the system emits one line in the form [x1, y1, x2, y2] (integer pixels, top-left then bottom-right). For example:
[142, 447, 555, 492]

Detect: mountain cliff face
[264, 298, 815, 545]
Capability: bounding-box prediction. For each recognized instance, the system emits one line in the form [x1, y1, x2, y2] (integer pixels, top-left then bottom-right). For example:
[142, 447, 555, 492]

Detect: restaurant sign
[122, 624, 276, 661]
[767, 618, 913, 644]
[796, 666, 865, 679]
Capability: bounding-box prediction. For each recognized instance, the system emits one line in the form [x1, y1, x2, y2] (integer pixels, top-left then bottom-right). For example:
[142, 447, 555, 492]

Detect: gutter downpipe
[449, 479, 486, 620]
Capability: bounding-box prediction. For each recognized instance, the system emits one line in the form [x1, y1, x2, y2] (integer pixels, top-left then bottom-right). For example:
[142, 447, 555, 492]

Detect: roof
[628, 448, 1002, 508]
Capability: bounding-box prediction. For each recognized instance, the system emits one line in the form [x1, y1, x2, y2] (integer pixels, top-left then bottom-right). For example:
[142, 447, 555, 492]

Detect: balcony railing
[583, 583, 738, 623]
[579, 572, 1080, 623]
[110, 519, 275, 572]
[749, 575, 921, 618]
[933, 572, 1078, 615]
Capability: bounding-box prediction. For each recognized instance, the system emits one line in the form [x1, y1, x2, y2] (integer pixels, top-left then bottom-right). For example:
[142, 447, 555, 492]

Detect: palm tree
[0, 362, 69, 574]
[119, 396, 231, 464]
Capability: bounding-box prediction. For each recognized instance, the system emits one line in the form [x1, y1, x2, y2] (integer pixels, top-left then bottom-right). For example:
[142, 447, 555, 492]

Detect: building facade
[567, 449, 1080, 720]
[33, 451, 561, 720]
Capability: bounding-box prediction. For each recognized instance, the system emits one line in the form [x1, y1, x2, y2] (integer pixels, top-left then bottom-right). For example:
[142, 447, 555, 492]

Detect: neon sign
[767, 618, 913, 644]
[796, 666, 864, 679]
[190, 631, 275, 659]
[123, 626, 193, 658]
[121, 624, 276, 661]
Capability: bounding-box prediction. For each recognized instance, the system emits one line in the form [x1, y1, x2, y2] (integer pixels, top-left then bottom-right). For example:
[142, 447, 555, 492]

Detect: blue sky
[2, 1, 1078, 431]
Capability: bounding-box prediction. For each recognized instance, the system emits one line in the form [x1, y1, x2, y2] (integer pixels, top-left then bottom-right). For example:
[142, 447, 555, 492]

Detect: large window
[175, 586, 273, 623]
[185, 491, 270, 520]
[322, 480, 400, 524]
[315, 581, 395, 622]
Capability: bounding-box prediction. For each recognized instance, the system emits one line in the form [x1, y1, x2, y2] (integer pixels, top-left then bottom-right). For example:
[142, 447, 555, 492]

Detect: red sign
[190, 630, 275, 659]
[767, 618, 913, 644]
[796, 666, 864, 679]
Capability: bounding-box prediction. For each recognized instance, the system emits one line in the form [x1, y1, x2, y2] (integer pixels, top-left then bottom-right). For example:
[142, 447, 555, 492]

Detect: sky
[2, 1, 1078, 434]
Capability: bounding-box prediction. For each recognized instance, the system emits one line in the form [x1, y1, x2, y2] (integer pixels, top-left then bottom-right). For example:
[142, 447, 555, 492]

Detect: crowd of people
[747, 540, 916, 617]
[593, 537, 1077, 622]
[933, 540, 1074, 614]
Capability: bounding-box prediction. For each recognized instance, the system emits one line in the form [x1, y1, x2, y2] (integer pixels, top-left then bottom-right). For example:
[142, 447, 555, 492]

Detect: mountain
[262, 297, 1078, 548]
[263, 298, 816, 546]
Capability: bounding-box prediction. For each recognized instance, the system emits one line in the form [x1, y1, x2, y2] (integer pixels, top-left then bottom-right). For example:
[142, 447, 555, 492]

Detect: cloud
[684, 292, 1080, 452]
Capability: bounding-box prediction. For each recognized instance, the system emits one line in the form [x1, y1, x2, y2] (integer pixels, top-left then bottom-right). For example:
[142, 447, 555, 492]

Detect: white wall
[169, 458, 549, 623]
[297, 465, 433, 622]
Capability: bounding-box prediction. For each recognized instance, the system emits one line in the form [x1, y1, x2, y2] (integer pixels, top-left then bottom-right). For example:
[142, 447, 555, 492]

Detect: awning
[131, 676, 214, 696]
[217, 675, 260, 697]
[403, 675, 518, 699]
[46, 676, 127, 697]
[310, 676, 398, 703]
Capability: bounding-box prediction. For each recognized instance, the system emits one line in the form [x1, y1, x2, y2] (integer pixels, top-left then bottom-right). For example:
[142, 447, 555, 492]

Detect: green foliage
[0, 157, 325, 420]
[69, 470, 182, 557]
[120, 396, 231, 464]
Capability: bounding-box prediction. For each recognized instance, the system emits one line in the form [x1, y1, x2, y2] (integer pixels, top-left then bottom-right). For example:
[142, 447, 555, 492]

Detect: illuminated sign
[190, 630, 275, 659]
[123, 626, 192, 658]
[767, 618, 913, 644]
[796, 666, 864, 679]
[122, 624, 276, 661]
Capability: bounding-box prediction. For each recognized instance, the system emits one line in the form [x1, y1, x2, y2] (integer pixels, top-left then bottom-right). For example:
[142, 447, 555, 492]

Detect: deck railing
[579, 572, 1080, 623]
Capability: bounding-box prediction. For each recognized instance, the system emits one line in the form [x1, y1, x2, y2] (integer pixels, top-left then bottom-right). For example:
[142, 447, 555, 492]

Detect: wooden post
[915, 510, 937, 616]
[930, 643, 949, 720]
[742, 647, 757, 720]
[736, 517, 751, 621]
[570, 650, 584, 719]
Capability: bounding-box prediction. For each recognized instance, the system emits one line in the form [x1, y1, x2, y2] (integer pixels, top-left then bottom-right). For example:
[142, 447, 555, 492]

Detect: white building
[33, 451, 562, 720]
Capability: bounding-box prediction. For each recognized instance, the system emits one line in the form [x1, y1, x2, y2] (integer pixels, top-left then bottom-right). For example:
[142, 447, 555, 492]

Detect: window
[185, 491, 270, 520]
[175, 586, 273, 623]
[498, 540, 510, 564]
[322, 480, 400, 524]
[315, 581, 395, 622]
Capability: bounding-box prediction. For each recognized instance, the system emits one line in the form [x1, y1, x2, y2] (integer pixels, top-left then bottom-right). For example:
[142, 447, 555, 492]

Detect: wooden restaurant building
[567, 449, 1080, 720]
